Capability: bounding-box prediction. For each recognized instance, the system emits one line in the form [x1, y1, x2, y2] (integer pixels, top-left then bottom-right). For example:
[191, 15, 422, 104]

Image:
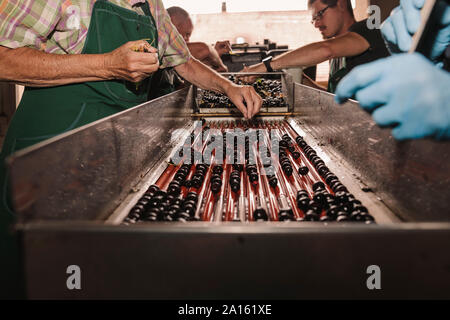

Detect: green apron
[327, 57, 349, 94]
[0, 0, 158, 297]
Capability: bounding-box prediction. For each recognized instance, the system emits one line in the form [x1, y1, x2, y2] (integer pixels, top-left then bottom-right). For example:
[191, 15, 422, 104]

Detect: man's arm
[187, 42, 228, 72]
[301, 73, 327, 91]
[241, 32, 370, 81]
[0, 40, 159, 87]
[175, 57, 261, 118]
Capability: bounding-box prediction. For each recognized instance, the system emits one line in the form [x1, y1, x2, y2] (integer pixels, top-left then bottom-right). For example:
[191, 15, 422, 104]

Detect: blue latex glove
[382, 0, 450, 61]
[335, 53, 450, 140]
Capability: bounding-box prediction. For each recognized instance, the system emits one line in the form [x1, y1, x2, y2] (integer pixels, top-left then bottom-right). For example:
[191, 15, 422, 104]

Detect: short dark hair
[167, 6, 190, 19]
[308, 0, 354, 17]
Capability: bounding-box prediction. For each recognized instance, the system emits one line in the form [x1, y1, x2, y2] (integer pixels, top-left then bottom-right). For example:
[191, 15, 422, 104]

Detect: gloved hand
[335, 53, 450, 140]
[382, 0, 450, 61]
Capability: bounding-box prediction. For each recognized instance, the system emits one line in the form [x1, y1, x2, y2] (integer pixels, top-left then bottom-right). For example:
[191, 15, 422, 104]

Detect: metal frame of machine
[7, 73, 450, 299]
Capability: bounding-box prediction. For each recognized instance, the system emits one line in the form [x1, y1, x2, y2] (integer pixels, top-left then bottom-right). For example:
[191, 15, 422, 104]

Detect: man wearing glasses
[241, 0, 390, 93]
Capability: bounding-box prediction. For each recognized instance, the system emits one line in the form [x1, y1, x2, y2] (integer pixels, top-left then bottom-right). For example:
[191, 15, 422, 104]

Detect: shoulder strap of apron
[99, 0, 152, 16]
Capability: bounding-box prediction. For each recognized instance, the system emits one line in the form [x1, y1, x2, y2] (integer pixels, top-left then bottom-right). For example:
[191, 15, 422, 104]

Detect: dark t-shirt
[346, 19, 390, 73]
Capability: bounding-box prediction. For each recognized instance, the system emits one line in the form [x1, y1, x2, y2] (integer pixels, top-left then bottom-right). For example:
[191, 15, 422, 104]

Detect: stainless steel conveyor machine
[7, 72, 450, 299]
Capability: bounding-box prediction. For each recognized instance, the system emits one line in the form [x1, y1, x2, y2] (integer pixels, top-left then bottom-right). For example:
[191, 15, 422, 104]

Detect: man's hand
[214, 41, 232, 56]
[335, 53, 450, 140]
[224, 83, 263, 119]
[104, 40, 159, 82]
[238, 63, 266, 83]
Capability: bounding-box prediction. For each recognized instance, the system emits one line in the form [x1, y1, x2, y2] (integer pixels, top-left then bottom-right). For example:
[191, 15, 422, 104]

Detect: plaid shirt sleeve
[0, 0, 62, 51]
[150, 0, 191, 69]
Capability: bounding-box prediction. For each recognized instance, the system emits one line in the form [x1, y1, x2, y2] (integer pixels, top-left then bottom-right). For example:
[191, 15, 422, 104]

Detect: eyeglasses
[311, 5, 331, 24]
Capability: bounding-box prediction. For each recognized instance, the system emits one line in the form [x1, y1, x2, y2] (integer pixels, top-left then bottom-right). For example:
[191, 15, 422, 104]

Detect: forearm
[243, 41, 331, 75]
[187, 42, 227, 72]
[175, 57, 232, 93]
[0, 46, 110, 87]
[176, 57, 262, 119]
